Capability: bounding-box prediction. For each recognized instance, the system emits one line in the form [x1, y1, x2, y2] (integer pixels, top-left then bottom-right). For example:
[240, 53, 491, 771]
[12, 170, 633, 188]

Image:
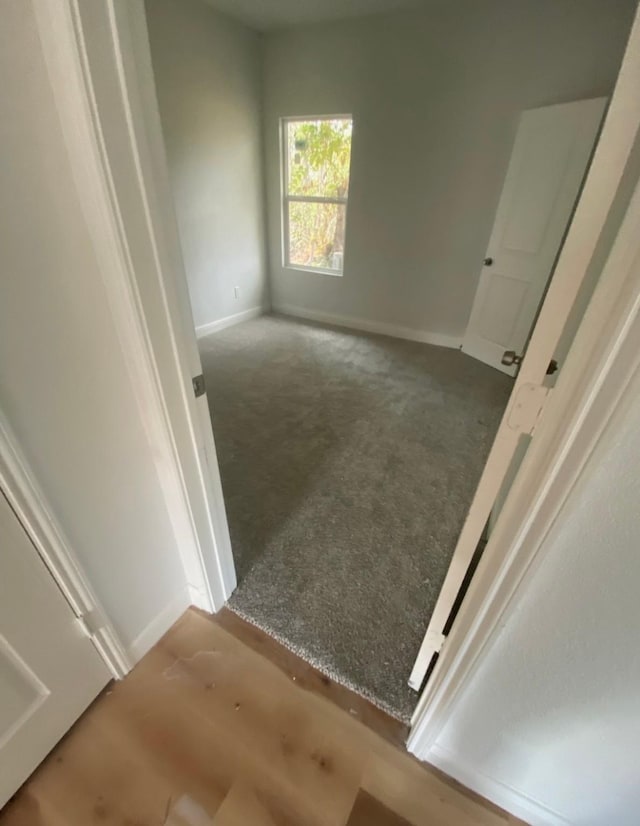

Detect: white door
[408, 96, 623, 692]
[0, 490, 110, 807]
[462, 98, 606, 375]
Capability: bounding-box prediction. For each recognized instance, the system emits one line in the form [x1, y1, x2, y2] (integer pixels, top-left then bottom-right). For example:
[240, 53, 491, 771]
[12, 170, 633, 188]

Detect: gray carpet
[199, 315, 512, 722]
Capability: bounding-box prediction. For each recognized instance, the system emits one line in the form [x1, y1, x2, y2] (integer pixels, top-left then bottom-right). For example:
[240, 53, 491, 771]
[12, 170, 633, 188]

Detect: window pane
[287, 119, 352, 199]
[288, 201, 346, 272]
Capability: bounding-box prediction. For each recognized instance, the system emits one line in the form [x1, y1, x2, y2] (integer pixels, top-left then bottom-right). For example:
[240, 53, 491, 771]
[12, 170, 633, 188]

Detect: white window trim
[280, 115, 353, 277]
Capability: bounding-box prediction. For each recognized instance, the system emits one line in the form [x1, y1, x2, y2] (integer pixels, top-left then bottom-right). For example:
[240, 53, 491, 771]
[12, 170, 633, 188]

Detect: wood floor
[0, 608, 523, 826]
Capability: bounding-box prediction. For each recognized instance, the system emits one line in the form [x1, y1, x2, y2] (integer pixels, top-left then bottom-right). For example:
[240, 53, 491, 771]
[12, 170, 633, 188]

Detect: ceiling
[203, 0, 426, 32]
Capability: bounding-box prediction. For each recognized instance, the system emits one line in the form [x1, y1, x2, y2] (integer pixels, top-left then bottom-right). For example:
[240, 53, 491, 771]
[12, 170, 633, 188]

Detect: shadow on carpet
[199, 315, 512, 722]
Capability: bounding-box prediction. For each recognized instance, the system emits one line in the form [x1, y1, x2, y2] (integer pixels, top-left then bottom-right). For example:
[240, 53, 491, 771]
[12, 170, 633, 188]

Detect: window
[282, 116, 353, 275]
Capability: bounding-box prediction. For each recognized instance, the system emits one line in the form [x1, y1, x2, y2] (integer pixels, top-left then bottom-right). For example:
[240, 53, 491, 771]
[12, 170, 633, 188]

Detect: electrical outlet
[234, 286, 240, 299]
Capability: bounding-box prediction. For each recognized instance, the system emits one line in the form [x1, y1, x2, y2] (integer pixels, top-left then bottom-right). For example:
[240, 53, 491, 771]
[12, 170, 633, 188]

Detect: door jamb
[25, 0, 236, 669]
[103, 0, 237, 606]
[409, 1, 640, 695]
[408, 23, 640, 753]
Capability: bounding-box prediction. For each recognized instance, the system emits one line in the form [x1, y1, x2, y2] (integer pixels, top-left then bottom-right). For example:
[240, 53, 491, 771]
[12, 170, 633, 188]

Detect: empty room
[144, 0, 635, 723]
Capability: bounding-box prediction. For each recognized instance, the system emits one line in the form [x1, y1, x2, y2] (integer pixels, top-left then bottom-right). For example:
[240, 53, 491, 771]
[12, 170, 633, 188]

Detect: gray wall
[146, 0, 268, 331]
[263, 0, 635, 340]
[433, 362, 640, 824]
[0, 0, 188, 652]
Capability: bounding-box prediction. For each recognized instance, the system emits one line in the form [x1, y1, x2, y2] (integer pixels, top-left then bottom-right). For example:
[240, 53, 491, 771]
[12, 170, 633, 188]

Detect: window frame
[280, 114, 353, 277]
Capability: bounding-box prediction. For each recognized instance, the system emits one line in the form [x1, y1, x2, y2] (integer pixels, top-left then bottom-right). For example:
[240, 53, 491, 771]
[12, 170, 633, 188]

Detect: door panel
[409, 57, 640, 691]
[0, 491, 109, 807]
[476, 275, 529, 343]
[463, 98, 607, 374]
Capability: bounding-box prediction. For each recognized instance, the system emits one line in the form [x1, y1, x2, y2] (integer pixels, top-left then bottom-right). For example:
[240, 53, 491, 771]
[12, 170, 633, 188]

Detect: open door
[462, 98, 606, 375]
[409, 51, 640, 690]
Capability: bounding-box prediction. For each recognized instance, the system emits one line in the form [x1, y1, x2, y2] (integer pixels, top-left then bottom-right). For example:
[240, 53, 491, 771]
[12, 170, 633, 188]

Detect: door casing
[409, 2, 640, 750]
[31, 0, 237, 628]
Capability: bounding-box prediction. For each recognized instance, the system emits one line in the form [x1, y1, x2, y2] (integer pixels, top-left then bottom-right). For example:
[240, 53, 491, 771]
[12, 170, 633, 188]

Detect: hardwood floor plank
[361, 746, 517, 826]
[0, 609, 524, 826]
[346, 790, 413, 826]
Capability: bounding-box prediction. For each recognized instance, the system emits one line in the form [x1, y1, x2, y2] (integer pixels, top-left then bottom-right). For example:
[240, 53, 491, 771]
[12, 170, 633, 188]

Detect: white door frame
[102, 0, 237, 607]
[408, 4, 640, 692]
[20, 0, 237, 667]
[409, 6, 640, 755]
[410, 165, 640, 760]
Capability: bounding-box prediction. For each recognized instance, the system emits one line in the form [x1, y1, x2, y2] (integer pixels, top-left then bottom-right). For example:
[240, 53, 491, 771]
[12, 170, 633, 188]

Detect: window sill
[284, 264, 343, 277]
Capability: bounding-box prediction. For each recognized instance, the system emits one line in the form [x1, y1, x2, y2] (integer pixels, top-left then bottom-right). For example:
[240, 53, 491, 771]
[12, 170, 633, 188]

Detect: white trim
[410, 184, 640, 752]
[273, 303, 462, 349]
[282, 113, 354, 123]
[32, 0, 214, 611]
[129, 588, 191, 661]
[284, 264, 343, 277]
[101, 0, 224, 610]
[408, 61, 640, 692]
[30, 0, 235, 657]
[109, 0, 236, 607]
[427, 744, 571, 826]
[0, 412, 131, 679]
[284, 195, 348, 205]
[408, 1, 640, 764]
[195, 306, 266, 339]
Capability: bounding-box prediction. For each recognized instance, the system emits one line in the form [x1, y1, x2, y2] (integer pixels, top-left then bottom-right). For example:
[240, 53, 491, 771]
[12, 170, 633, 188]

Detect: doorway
[199, 316, 510, 720]
[141, 0, 637, 722]
[194, 94, 604, 719]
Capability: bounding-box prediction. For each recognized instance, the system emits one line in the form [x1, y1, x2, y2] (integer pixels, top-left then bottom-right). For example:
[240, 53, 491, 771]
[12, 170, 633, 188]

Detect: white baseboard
[195, 306, 265, 339]
[129, 587, 191, 662]
[272, 303, 462, 350]
[427, 744, 570, 826]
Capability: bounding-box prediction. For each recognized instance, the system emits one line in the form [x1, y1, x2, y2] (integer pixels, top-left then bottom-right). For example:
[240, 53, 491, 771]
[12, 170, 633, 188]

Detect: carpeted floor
[199, 315, 512, 722]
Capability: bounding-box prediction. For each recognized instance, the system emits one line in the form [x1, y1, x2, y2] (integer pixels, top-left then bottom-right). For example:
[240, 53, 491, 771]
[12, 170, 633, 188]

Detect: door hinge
[77, 609, 105, 639]
[507, 382, 551, 435]
[425, 630, 447, 654]
[192, 374, 206, 398]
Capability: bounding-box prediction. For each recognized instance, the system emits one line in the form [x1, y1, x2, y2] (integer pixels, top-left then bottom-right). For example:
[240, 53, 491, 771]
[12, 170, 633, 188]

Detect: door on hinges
[463, 98, 607, 376]
[0, 490, 110, 807]
[408, 97, 609, 691]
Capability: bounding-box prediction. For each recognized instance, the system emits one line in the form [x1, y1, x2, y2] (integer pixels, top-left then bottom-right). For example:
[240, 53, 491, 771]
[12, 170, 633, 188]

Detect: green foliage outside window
[286, 118, 352, 272]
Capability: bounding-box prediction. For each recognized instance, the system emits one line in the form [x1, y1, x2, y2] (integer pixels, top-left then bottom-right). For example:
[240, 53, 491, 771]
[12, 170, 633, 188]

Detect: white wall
[145, 0, 268, 332]
[0, 0, 189, 655]
[263, 0, 635, 341]
[431, 365, 640, 825]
